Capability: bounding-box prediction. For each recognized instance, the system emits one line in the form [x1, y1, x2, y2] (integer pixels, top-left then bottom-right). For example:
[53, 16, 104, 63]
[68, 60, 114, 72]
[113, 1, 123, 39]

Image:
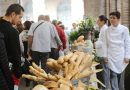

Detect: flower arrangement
[69, 17, 95, 43]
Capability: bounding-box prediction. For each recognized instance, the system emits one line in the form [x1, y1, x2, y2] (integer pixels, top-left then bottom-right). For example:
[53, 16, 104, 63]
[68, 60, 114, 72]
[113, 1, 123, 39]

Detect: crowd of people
[0, 3, 130, 90]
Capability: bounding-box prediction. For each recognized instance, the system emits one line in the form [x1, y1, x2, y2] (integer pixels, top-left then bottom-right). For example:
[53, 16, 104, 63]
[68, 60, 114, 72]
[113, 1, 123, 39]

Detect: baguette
[29, 66, 48, 78]
[63, 62, 68, 68]
[47, 73, 58, 81]
[57, 84, 71, 90]
[32, 62, 46, 74]
[58, 78, 72, 87]
[64, 52, 73, 62]
[77, 35, 84, 42]
[79, 54, 92, 72]
[44, 81, 58, 88]
[46, 61, 54, 69]
[75, 68, 93, 79]
[53, 61, 63, 71]
[69, 54, 78, 63]
[57, 56, 65, 64]
[22, 74, 37, 81]
[75, 52, 85, 68]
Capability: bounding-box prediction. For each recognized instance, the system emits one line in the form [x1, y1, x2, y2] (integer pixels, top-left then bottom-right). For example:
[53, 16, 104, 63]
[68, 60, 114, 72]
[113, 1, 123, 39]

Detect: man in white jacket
[103, 11, 130, 90]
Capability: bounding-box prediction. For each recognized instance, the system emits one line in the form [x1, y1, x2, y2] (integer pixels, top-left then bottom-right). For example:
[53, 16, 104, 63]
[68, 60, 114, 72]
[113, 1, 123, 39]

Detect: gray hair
[38, 15, 45, 21]
[44, 15, 50, 21]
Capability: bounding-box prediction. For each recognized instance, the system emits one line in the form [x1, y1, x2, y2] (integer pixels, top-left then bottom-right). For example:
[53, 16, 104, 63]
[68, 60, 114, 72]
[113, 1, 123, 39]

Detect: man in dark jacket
[0, 32, 14, 90]
[0, 4, 24, 89]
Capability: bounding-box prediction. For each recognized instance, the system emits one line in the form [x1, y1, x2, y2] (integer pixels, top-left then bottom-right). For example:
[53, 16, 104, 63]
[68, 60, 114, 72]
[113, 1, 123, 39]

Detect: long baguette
[57, 56, 65, 64]
[75, 68, 93, 79]
[57, 84, 71, 90]
[79, 54, 93, 72]
[77, 35, 84, 42]
[32, 62, 46, 74]
[58, 78, 72, 87]
[47, 73, 58, 81]
[69, 54, 78, 63]
[22, 74, 37, 81]
[29, 66, 48, 78]
[53, 61, 63, 71]
[75, 52, 85, 68]
[46, 61, 54, 69]
[64, 52, 73, 62]
[44, 81, 58, 88]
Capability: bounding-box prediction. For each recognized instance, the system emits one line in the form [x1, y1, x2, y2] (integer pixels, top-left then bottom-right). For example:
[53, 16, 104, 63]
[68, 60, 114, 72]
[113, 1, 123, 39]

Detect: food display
[73, 35, 85, 46]
[22, 51, 104, 90]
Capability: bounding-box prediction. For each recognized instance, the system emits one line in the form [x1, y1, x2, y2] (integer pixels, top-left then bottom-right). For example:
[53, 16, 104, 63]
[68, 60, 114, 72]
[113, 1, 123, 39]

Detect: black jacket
[0, 32, 14, 90]
[0, 19, 22, 78]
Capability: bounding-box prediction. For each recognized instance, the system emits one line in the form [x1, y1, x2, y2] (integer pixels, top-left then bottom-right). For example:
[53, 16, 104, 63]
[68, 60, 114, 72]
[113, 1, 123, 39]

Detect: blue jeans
[100, 57, 125, 90]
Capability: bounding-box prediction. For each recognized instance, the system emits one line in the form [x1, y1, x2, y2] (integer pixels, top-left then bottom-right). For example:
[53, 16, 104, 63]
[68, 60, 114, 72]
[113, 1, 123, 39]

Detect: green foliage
[69, 31, 79, 43]
[69, 17, 96, 42]
[94, 30, 100, 39]
[78, 18, 95, 36]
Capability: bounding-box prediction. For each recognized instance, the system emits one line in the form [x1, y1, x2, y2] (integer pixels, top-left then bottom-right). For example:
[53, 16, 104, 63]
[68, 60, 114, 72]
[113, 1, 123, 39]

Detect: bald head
[38, 15, 45, 21]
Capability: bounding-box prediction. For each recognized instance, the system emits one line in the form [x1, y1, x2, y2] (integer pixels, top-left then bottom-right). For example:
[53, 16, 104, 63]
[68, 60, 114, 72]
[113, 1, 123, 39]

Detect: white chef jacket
[103, 24, 130, 73]
[95, 24, 108, 57]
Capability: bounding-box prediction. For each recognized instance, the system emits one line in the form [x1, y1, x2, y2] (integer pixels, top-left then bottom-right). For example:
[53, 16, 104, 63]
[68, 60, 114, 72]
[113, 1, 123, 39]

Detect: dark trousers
[31, 51, 50, 73]
[49, 48, 59, 60]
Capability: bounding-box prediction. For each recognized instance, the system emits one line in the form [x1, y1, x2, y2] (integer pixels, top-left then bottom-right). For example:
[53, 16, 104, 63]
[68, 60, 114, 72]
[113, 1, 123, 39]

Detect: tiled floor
[19, 78, 33, 90]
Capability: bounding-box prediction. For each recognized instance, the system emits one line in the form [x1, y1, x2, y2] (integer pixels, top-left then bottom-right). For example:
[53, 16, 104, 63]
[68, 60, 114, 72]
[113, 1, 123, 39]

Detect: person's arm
[19, 33, 24, 53]
[102, 29, 108, 63]
[124, 28, 130, 63]
[51, 25, 62, 46]
[8, 29, 22, 78]
[28, 35, 33, 50]
[27, 24, 34, 51]
[60, 28, 66, 49]
[95, 28, 107, 49]
[0, 33, 14, 89]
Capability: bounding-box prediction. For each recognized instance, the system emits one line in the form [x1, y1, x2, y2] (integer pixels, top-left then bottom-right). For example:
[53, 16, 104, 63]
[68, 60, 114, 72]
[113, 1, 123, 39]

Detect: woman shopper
[95, 15, 109, 89]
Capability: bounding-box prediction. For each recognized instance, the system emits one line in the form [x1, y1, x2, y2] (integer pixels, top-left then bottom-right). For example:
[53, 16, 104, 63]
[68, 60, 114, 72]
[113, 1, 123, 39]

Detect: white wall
[32, 0, 45, 21]
[0, 0, 19, 16]
[71, 0, 84, 23]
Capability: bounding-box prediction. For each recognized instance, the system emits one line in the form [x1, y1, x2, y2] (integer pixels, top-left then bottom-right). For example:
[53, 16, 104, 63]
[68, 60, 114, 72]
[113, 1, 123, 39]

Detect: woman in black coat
[0, 32, 14, 90]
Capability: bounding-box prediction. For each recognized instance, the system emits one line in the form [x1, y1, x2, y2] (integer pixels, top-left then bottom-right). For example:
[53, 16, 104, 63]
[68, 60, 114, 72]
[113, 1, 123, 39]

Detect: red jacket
[55, 25, 66, 49]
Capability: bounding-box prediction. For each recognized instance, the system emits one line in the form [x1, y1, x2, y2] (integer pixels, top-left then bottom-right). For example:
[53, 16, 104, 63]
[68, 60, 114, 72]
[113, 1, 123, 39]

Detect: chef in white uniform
[95, 15, 109, 89]
[103, 11, 130, 90]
